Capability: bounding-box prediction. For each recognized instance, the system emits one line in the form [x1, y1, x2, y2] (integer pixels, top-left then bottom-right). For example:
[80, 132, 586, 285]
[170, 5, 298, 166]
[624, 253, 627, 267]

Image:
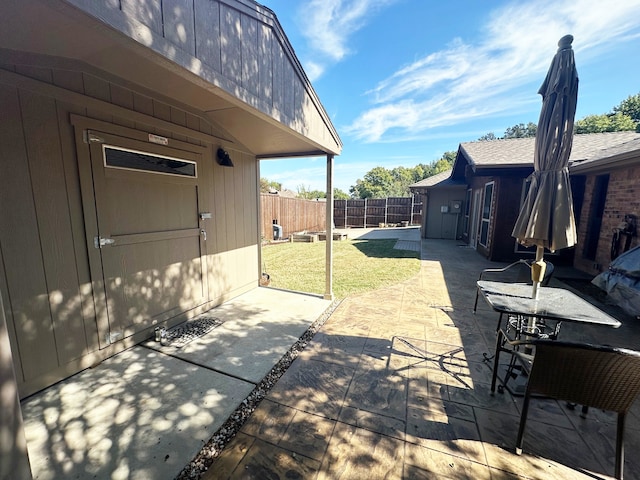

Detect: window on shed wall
[103, 145, 197, 177]
[479, 182, 494, 247]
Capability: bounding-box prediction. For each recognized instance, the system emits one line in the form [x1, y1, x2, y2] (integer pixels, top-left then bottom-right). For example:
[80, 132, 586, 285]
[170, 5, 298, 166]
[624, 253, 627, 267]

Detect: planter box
[290, 233, 318, 242]
[317, 232, 348, 241]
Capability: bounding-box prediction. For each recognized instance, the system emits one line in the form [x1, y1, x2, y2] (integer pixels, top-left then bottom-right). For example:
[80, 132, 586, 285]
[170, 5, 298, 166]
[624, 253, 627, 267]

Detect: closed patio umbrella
[512, 34, 579, 299]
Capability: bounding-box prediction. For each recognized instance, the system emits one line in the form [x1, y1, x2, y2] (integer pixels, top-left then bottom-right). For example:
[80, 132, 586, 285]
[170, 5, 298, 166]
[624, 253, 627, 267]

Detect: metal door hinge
[106, 331, 123, 344]
[94, 236, 115, 248]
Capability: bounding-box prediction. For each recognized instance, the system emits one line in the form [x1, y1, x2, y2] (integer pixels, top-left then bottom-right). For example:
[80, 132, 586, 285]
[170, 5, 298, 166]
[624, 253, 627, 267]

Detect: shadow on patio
[207, 239, 640, 479]
[20, 237, 640, 479]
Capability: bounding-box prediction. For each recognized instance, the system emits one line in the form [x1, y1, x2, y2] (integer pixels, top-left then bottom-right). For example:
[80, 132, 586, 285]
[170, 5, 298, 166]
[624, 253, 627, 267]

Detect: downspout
[324, 154, 334, 300]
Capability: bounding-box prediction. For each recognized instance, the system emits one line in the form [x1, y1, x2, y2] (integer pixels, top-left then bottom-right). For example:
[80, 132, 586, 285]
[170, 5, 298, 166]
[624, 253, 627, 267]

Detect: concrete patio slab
[21, 288, 332, 480]
[206, 238, 640, 480]
[21, 347, 255, 480]
[145, 288, 332, 384]
[337, 225, 420, 241]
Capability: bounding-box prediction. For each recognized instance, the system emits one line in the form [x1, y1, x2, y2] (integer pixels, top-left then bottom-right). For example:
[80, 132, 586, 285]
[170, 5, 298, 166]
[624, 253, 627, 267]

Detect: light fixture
[217, 148, 234, 167]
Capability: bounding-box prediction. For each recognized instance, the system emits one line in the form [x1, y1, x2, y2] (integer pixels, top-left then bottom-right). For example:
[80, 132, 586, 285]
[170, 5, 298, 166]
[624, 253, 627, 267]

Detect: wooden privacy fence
[261, 194, 423, 240]
[334, 196, 422, 228]
[261, 194, 326, 240]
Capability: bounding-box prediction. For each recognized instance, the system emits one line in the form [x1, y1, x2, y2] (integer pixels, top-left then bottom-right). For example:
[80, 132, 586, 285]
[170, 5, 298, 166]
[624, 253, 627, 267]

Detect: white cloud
[303, 60, 325, 83]
[297, 0, 397, 79]
[345, 0, 640, 142]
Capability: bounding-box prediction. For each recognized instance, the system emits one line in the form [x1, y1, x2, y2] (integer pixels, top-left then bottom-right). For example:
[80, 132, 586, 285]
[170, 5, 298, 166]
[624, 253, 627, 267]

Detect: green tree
[478, 123, 537, 141]
[348, 152, 456, 199]
[432, 158, 453, 174]
[612, 92, 640, 131]
[613, 93, 640, 123]
[260, 177, 281, 193]
[350, 166, 395, 199]
[441, 150, 457, 164]
[574, 113, 636, 134]
[333, 188, 350, 200]
[478, 132, 497, 141]
[297, 184, 326, 200]
[409, 163, 434, 183]
[389, 166, 415, 197]
[504, 122, 537, 138]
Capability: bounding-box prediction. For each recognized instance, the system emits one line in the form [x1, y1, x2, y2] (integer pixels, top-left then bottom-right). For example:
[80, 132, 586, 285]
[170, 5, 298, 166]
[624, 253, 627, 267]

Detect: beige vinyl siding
[0, 61, 260, 397]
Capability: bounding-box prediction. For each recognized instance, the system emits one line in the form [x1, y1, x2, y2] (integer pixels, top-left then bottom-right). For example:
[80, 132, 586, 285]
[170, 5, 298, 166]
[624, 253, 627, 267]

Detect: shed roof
[0, 0, 342, 158]
[409, 169, 465, 190]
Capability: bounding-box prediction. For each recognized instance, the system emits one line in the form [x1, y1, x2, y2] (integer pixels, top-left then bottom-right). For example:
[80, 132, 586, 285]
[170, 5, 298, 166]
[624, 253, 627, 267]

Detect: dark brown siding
[490, 177, 523, 262]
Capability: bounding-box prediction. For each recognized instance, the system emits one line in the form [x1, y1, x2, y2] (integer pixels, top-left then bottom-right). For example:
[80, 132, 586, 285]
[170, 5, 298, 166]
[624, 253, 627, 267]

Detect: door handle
[200, 229, 207, 241]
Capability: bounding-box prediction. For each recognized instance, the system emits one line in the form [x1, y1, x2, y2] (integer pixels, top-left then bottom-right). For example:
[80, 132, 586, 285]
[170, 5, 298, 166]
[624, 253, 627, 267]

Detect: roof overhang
[0, 0, 341, 158]
[570, 150, 640, 174]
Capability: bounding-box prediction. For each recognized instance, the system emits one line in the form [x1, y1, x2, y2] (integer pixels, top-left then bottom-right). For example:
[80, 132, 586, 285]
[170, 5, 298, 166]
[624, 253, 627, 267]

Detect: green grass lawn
[261, 239, 420, 299]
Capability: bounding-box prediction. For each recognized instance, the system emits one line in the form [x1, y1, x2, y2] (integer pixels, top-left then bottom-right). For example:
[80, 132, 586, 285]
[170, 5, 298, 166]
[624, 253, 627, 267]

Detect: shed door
[87, 131, 208, 343]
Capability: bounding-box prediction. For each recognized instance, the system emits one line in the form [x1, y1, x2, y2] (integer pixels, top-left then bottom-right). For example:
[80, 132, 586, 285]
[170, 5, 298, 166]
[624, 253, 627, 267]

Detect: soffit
[0, 0, 340, 157]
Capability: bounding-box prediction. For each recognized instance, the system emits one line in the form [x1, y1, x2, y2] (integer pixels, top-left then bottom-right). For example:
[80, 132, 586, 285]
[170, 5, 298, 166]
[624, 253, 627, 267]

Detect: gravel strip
[175, 299, 340, 479]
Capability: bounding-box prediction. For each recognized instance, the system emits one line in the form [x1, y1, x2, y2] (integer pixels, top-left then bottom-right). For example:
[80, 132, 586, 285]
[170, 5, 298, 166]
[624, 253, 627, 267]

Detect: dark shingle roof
[571, 137, 640, 171]
[411, 131, 640, 191]
[409, 169, 454, 188]
[460, 131, 640, 169]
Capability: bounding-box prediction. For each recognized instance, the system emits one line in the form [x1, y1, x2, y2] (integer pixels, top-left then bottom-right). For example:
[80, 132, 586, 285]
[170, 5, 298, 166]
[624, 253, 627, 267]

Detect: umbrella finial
[558, 35, 573, 50]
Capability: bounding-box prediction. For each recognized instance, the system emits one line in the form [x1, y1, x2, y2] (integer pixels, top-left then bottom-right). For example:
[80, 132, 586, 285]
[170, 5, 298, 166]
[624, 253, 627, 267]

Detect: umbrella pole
[531, 246, 546, 300]
[524, 246, 546, 352]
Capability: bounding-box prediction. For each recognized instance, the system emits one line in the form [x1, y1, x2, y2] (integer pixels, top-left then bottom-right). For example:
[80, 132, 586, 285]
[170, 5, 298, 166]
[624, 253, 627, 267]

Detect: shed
[0, 1, 341, 473]
[409, 169, 466, 240]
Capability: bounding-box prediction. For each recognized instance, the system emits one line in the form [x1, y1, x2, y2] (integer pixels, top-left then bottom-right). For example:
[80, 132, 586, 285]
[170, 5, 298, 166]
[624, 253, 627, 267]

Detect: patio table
[476, 280, 621, 394]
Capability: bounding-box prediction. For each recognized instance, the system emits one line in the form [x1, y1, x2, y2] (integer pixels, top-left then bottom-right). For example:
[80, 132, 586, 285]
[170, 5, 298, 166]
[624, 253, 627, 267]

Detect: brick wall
[574, 165, 640, 275]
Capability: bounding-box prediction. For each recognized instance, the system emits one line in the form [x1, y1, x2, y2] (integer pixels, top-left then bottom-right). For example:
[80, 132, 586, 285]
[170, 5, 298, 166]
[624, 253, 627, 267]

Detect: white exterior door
[469, 189, 482, 248]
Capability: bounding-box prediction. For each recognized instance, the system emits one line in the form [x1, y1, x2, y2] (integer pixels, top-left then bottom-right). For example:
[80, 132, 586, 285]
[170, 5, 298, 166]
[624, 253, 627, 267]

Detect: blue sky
[258, 0, 640, 194]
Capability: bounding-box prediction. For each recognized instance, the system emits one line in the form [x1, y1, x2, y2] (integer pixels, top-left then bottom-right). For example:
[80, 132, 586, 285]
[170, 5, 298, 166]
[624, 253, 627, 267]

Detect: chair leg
[516, 392, 532, 455]
[473, 290, 479, 313]
[615, 413, 625, 480]
[491, 329, 504, 393]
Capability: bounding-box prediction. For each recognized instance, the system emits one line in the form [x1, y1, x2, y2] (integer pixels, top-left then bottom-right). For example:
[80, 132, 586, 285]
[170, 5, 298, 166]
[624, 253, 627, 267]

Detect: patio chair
[515, 340, 640, 480]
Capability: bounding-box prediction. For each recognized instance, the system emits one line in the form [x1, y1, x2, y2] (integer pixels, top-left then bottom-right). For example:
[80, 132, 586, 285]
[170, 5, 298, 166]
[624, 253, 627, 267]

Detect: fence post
[364, 198, 367, 228]
[411, 194, 415, 225]
[384, 197, 388, 226]
[344, 199, 347, 228]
